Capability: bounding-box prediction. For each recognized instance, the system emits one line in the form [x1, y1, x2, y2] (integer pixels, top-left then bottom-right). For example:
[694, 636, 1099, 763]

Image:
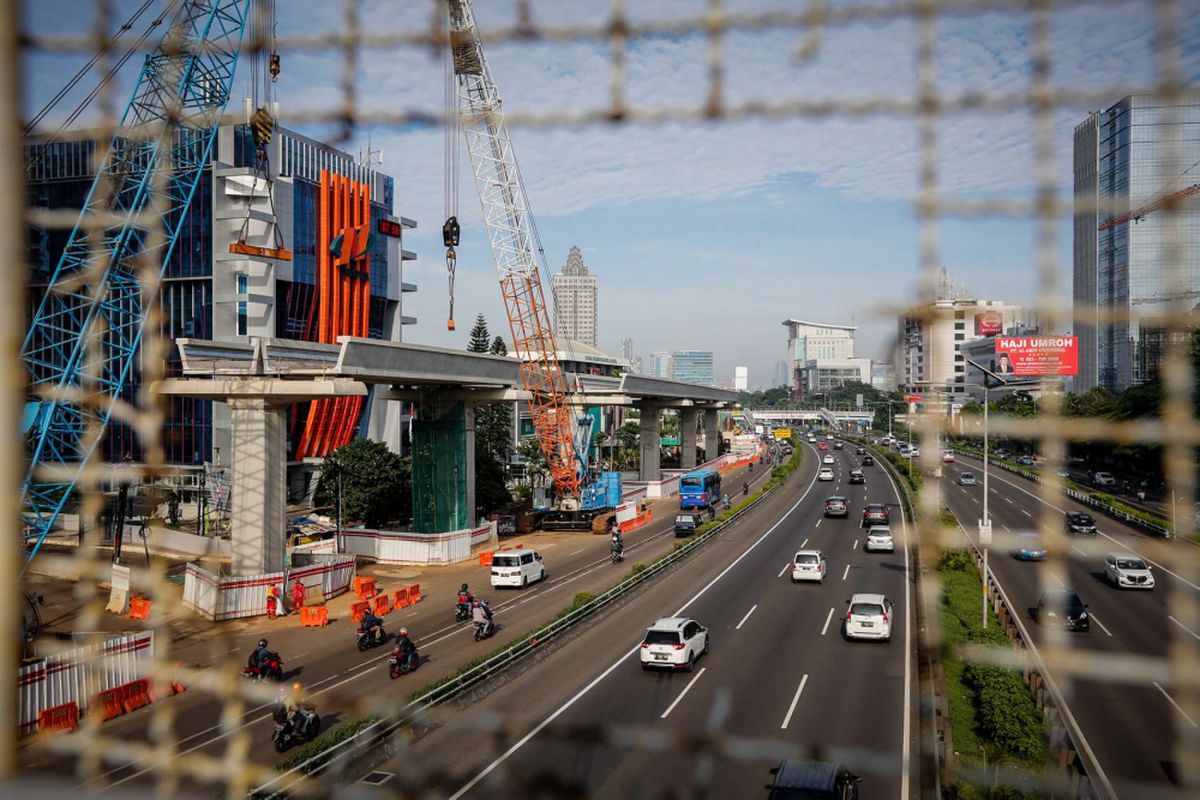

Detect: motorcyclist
[722, 494, 731, 510]
[249, 638, 272, 674]
[610, 530, 624, 558]
[472, 599, 493, 637]
[456, 583, 474, 619]
[391, 626, 418, 670]
[743, 480, 750, 496]
[275, 683, 314, 737]
[360, 609, 385, 644]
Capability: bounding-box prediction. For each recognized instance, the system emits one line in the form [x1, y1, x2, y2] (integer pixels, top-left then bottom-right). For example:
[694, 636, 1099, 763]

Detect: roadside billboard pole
[967, 358, 1007, 629]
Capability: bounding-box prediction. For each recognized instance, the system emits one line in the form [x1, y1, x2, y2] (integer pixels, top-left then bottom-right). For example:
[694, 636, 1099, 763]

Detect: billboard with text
[974, 311, 1004, 336]
[994, 336, 1078, 377]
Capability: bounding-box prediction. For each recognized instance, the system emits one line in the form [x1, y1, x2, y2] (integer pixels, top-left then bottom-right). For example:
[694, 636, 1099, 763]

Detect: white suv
[791, 549, 827, 583]
[818, 467, 835, 481]
[864, 525, 894, 553]
[845, 593, 894, 641]
[1104, 553, 1155, 589]
[640, 617, 709, 672]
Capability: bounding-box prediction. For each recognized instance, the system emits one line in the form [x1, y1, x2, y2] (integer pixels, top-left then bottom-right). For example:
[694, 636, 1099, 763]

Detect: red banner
[994, 336, 1078, 377]
[904, 394, 923, 403]
[975, 311, 1003, 336]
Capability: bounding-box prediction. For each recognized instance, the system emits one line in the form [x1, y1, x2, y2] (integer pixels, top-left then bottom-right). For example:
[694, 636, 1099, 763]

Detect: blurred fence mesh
[4, 0, 1199, 798]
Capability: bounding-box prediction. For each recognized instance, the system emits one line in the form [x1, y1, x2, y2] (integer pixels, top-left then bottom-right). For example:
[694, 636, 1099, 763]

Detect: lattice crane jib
[20, 0, 252, 562]
[447, 0, 584, 501]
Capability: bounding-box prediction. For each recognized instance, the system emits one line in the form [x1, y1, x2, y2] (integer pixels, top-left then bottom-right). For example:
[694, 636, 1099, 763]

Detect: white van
[490, 549, 546, 588]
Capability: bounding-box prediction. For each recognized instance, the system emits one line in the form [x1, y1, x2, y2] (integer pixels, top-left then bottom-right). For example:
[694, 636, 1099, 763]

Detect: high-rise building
[672, 350, 715, 386]
[25, 117, 418, 470]
[734, 366, 748, 391]
[896, 296, 1023, 399]
[1073, 94, 1200, 392]
[649, 352, 673, 379]
[782, 319, 872, 398]
[871, 363, 896, 392]
[620, 337, 634, 363]
[773, 360, 789, 388]
[552, 245, 598, 347]
[631, 356, 643, 374]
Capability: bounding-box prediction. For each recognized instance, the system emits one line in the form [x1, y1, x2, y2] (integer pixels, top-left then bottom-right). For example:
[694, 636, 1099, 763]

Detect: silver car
[1104, 553, 1155, 589]
[865, 525, 894, 553]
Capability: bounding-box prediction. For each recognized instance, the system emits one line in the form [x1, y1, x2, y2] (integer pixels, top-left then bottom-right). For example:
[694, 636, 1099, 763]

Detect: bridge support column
[411, 394, 476, 533]
[680, 407, 697, 470]
[638, 404, 662, 482]
[703, 407, 721, 463]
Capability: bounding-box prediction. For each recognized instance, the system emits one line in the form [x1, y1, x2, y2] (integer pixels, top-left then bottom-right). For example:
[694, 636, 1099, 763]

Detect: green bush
[939, 548, 975, 572]
[962, 663, 1045, 762]
[629, 561, 650, 576]
[563, 592, 594, 615]
[273, 714, 380, 774]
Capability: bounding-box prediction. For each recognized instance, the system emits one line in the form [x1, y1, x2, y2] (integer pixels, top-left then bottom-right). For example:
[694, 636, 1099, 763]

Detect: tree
[490, 335, 507, 356]
[518, 436, 548, 486]
[468, 313, 491, 354]
[314, 438, 411, 528]
[465, 316, 513, 515]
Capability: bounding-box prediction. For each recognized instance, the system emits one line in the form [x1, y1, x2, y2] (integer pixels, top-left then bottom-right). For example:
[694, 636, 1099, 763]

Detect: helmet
[482, 599, 490, 608]
[399, 627, 408, 636]
[460, 583, 468, 593]
[258, 639, 268, 648]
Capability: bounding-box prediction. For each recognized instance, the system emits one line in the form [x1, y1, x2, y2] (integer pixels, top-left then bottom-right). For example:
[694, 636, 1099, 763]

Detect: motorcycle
[241, 652, 283, 681]
[455, 602, 471, 623]
[388, 649, 420, 679]
[272, 710, 321, 753]
[356, 625, 387, 652]
[473, 618, 495, 642]
[610, 547, 624, 564]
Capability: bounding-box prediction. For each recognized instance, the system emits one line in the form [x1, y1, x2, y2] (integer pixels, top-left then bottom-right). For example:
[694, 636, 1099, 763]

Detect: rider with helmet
[391, 626, 418, 670]
[456, 583, 474, 619]
[249, 638, 272, 674]
[360, 609, 385, 644]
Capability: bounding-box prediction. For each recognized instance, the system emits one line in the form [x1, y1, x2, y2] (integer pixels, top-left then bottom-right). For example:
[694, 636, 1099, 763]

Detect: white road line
[1154, 681, 1199, 727]
[841, 564, 851, 581]
[853, 539, 859, 550]
[448, 458, 824, 800]
[1021, 509, 1032, 517]
[800, 538, 809, 548]
[568, 548, 586, 556]
[876, 443, 913, 800]
[661, 667, 707, 719]
[821, 607, 835, 636]
[1001, 524, 1011, 532]
[1050, 573, 1065, 588]
[777, 563, 790, 578]
[815, 519, 822, 528]
[1072, 545, 1088, 557]
[1168, 615, 1200, 641]
[735, 605, 758, 630]
[780, 674, 809, 729]
[1089, 612, 1113, 637]
[1005, 496, 1014, 504]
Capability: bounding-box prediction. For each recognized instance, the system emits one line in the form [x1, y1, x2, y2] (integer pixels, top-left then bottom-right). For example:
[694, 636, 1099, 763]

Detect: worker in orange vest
[291, 579, 305, 612]
[266, 584, 281, 619]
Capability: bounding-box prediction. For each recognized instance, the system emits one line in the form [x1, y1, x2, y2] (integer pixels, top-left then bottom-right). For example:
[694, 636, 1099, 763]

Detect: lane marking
[821, 607, 835, 636]
[842, 564, 851, 581]
[1021, 509, 1033, 517]
[800, 538, 809, 548]
[1089, 612, 1113, 637]
[1168, 615, 1200, 642]
[1005, 496, 1014, 504]
[1072, 545, 1087, 557]
[568, 548, 586, 556]
[660, 667, 707, 719]
[1154, 681, 1198, 727]
[777, 563, 790, 578]
[780, 673, 809, 729]
[815, 519, 822, 528]
[448, 455, 824, 799]
[853, 539, 859, 550]
[1001, 524, 1010, 532]
[735, 605, 758, 630]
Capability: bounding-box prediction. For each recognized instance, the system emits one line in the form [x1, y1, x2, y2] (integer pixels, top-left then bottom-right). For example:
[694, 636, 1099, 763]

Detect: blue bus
[679, 469, 721, 510]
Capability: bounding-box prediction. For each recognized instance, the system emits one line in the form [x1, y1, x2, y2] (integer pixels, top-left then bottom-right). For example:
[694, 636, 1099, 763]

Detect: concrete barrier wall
[18, 632, 154, 734]
[121, 524, 230, 560]
[183, 555, 356, 621]
[339, 522, 497, 566]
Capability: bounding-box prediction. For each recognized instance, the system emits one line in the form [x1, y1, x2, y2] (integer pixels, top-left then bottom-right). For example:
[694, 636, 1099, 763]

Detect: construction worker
[266, 583, 281, 619]
[291, 579, 305, 612]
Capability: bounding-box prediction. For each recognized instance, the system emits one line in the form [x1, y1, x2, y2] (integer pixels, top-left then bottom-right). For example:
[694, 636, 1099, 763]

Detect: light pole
[966, 358, 1007, 629]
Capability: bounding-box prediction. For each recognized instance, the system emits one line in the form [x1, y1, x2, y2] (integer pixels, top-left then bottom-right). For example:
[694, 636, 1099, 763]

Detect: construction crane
[21, 0, 252, 564]
[446, 0, 619, 529]
[1098, 182, 1200, 230]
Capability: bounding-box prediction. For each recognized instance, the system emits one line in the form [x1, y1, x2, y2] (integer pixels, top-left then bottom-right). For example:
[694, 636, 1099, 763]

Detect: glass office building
[26, 119, 418, 471]
[1074, 95, 1200, 392]
[672, 350, 715, 386]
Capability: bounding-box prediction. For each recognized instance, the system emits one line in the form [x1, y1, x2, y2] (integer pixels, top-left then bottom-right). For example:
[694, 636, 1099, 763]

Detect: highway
[940, 451, 1196, 797]
[386, 440, 917, 798]
[21, 458, 777, 792]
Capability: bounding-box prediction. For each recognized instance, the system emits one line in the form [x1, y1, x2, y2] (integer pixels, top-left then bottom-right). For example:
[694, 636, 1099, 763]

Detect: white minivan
[490, 549, 546, 588]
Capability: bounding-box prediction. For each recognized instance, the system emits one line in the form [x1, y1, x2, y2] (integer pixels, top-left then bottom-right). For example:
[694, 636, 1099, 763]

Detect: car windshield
[1116, 558, 1147, 570]
[868, 505, 885, 512]
[1072, 514, 1094, 525]
[850, 603, 884, 616]
[681, 477, 701, 487]
[1020, 535, 1043, 547]
[871, 529, 891, 537]
[643, 630, 680, 645]
[962, 472, 974, 479]
[795, 554, 819, 565]
[493, 555, 521, 567]
[1044, 592, 1084, 612]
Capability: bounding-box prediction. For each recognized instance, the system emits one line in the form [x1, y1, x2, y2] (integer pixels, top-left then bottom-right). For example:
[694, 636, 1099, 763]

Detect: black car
[848, 469, 865, 485]
[861, 503, 889, 527]
[1034, 590, 1090, 631]
[766, 761, 860, 799]
[1065, 511, 1097, 536]
[861, 455, 875, 466]
[833, 441, 844, 450]
[673, 512, 705, 537]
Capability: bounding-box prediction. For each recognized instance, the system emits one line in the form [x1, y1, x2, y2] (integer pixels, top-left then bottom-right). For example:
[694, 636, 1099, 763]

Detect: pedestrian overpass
[744, 408, 876, 427]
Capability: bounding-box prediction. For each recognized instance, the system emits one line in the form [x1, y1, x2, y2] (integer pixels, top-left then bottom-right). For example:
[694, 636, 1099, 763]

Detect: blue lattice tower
[21, 1, 251, 564]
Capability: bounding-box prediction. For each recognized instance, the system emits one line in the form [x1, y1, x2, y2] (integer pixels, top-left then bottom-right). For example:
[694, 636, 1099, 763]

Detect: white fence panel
[18, 632, 154, 734]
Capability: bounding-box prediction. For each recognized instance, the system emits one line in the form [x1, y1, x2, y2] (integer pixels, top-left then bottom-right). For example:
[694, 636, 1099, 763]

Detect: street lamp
[965, 358, 1008, 629]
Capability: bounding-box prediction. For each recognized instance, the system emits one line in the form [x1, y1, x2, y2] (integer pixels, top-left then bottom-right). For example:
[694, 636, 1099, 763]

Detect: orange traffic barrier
[122, 679, 152, 713]
[513, 544, 524, 549]
[350, 600, 370, 624]
[393, 588, 410, 609]
[128, 597, 151, 620]
[407, 583, 421, 604]
[478, 551, 494, 566]
[39, 701, 79, 734]
[373, 595, 391, 616]
[356, 578, 377, 600]
[353, 576, 368, 593]
[96, 686, 126, 721]
[301, 606, 329, 627]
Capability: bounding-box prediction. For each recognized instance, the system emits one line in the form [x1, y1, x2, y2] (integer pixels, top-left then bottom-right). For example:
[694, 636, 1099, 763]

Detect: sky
[20, 0, 1200, 389]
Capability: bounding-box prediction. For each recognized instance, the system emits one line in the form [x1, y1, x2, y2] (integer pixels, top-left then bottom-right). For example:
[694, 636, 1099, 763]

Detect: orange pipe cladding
[330, 178, 354, 451]
[296, 169, 332, 459]
[313, 173, 345, 457]
[341, 182, 370, 447]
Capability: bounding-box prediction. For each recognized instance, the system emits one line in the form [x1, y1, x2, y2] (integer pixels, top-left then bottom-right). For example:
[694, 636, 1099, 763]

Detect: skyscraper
[773, 361, 789, 388]
[620, 337, 634, 362]
[649, 352, 673, 379]
[552, 245, 598, 347]
[734, 366, 748, 391]
[1074, 94, 1200, 392]
[673, 351, 715, 386]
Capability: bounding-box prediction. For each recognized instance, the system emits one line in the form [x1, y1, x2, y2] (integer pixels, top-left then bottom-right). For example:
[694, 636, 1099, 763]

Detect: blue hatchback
[1013, 533, 1047, 561]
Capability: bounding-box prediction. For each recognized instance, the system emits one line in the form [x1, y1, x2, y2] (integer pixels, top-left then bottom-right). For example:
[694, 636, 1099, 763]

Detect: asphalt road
[940, 452, 1198, 798]
[389, 440, 917, 799]
[22, 457, 779, 793]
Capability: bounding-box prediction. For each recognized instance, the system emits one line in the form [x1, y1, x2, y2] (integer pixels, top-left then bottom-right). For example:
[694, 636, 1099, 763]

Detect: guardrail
[953, 448, 1172, 538]
[250, 450, 803, 797]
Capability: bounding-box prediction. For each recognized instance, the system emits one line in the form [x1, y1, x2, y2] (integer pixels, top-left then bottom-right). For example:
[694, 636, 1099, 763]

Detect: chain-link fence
[6, 0, 1200, 797]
